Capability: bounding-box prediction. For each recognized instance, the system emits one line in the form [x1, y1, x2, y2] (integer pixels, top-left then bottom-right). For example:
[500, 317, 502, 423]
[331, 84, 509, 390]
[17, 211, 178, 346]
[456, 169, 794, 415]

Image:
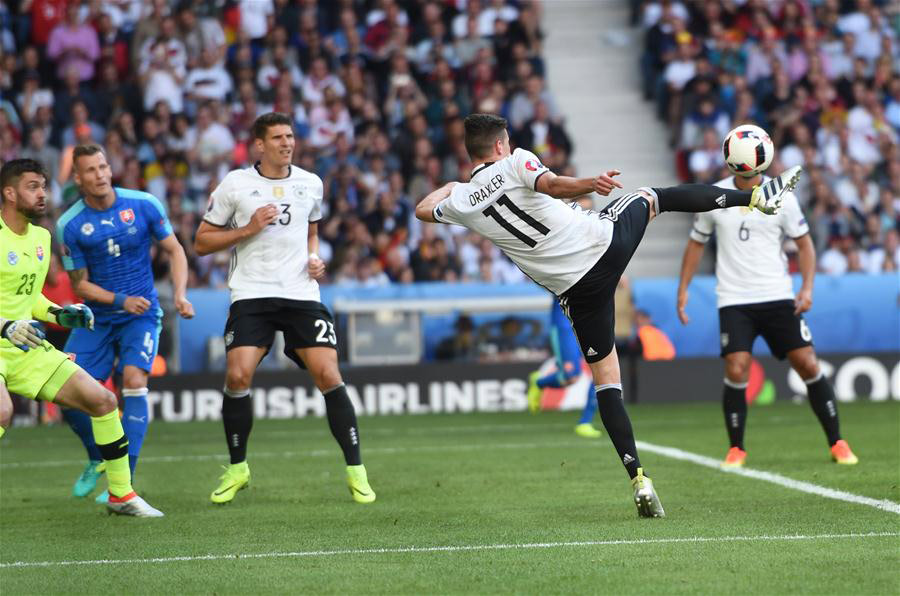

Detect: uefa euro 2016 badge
[81, 222, 94, 236]
[36, 246, 44, 261]
[7, 251, 17, 265]
[119, 208, 135, 225]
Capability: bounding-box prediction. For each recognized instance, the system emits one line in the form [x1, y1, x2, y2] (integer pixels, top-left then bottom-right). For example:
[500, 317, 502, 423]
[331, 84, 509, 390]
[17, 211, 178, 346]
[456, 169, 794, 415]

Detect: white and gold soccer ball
[722, 124, 774, 177]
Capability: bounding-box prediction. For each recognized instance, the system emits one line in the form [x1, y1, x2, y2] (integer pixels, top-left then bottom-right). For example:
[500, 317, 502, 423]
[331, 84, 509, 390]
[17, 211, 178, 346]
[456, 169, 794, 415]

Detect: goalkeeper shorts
[0, 341, 80, 401]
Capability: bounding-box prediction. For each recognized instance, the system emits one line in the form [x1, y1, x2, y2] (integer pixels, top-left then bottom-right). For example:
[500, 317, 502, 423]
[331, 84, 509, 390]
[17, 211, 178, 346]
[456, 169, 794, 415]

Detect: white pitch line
[0, 440, 585, 470]
[637, 441, 900, 515]
[1, 532, 896, 570]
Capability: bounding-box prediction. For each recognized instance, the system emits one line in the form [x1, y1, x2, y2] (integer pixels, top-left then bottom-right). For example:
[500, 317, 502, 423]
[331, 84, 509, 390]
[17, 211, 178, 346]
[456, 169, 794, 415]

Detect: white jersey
[690, 175, 809, 308]
[433, 148, 613, 295]
[205, 164, 324, 303]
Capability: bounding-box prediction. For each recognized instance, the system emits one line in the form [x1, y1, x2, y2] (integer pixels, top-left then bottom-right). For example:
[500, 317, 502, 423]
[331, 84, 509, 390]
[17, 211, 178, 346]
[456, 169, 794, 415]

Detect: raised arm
[535, 169, 623, 199]
[676, 239, 706, 325]
[415, 182, 457, 223]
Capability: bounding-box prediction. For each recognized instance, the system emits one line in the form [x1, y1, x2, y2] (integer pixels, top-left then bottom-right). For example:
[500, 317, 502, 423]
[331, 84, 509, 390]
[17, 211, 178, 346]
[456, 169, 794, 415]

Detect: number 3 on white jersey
[314, 319, 336, 345]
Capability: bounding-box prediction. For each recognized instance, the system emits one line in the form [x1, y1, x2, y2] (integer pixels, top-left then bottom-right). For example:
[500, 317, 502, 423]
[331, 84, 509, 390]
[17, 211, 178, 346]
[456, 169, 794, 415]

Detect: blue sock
[578, 386, 598, 425]
[536, 371, 564, 389]
[62, 407, 103, 462]
[122, 388, 149, 477]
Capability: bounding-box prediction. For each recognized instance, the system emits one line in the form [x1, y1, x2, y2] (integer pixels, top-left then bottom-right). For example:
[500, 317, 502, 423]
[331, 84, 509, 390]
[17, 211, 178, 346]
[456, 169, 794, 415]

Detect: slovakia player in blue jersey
[526, 299, 603, 438]
[57, 144, 194, 503]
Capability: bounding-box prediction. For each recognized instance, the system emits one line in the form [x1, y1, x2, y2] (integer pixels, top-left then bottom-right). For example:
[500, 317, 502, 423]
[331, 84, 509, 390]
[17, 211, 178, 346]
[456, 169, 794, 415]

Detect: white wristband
[309, 253, 319, 261]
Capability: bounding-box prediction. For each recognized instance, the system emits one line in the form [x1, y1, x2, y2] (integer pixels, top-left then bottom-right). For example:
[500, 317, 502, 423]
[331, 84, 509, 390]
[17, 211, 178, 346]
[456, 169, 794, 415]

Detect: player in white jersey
[194, 113, 375, 505]
[677, 148, 858, 467]
[416, 114, 801, 517]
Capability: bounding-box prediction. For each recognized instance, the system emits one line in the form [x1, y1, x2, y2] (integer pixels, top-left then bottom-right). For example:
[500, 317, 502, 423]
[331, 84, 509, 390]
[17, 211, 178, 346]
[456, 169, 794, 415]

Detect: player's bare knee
[793, 354, 819, 381]
[122, 368, 148, 390]
[85, 388, 117, 417]
[0, 396, 12, 429]
[225, 368, 253, 391]
[313, 365, 342, 392]
[724, 358, 750, 383]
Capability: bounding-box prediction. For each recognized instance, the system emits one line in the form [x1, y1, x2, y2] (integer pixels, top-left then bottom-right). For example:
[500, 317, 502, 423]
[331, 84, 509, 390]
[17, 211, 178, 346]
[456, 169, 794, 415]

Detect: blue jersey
[57, 188, 173, 323]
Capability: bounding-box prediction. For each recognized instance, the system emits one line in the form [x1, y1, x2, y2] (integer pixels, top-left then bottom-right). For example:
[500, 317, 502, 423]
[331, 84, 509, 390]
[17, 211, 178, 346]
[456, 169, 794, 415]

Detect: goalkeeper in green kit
[0, 158, 162, 517]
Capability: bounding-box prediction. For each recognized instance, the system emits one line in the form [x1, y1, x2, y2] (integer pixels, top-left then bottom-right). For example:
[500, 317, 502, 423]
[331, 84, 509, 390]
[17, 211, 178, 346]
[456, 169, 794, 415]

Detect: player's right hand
[677, 290, 690, 325]
[123, 296, 151, 315]
[247, 204, 280, 234]
[0, 319, 46, 351]
[591, 170, 623, 196]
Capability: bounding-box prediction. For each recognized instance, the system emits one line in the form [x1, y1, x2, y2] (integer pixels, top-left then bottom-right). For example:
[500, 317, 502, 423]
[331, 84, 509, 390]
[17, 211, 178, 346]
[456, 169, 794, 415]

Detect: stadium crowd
[639, 0, 900, 274]
[1, 0, 570, 289]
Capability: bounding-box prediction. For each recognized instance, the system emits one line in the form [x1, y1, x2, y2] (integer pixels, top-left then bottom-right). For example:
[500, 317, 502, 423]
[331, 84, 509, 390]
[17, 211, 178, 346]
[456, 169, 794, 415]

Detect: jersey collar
[470, 161, 494, 178]
[253, 162, 292, 180]
[81, 188, 120, 212]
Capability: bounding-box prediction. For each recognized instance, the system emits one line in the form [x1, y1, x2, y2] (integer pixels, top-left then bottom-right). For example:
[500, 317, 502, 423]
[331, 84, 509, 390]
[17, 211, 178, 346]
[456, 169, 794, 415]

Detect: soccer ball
[722, 124, 774, 177]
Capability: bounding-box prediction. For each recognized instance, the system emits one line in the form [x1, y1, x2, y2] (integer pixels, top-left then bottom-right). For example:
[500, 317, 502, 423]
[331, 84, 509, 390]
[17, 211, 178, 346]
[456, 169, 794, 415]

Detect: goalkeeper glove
[49, 304, 95, 330]
[0, 318, 46, 351]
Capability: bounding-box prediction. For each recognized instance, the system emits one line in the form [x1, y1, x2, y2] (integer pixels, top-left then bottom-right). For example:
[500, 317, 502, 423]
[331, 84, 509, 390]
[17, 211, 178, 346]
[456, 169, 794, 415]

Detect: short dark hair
[252, 112, 293, 140]
[73, 143, 105, 167]
[0, 159, 47, 194]
[464, 113, 508, 159]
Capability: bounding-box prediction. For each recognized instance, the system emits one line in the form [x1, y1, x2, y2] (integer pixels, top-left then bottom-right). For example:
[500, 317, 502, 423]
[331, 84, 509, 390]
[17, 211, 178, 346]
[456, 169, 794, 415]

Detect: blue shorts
[64, 309, 162, 380]
[550, 301, 582, 381]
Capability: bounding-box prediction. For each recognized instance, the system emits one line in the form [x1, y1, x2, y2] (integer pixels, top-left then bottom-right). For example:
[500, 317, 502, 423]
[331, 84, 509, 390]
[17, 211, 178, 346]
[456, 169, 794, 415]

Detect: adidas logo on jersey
[250, 190, 261, 197]
[586, 347, 597, 357]
[622, 454, 635, 465]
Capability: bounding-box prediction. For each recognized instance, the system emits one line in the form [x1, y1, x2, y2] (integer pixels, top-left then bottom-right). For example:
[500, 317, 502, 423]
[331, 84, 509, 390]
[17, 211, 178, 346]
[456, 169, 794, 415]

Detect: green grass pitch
[1, 400, 898, 594]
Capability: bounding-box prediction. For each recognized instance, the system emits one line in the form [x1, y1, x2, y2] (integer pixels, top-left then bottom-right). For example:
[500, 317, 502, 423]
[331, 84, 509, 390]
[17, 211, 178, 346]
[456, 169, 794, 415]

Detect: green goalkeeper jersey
[0, 219, 56, 326]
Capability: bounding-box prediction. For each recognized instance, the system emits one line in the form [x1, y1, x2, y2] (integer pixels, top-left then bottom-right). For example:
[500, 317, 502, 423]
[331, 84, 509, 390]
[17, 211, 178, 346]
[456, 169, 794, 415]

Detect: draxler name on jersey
[468, 174, 505, 206]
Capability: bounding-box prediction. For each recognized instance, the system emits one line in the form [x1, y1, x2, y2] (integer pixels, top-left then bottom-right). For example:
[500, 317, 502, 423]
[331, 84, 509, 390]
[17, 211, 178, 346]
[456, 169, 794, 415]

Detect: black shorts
[560, 193, 651, 363]
[718, 299, 813, 359]
[224, 298, 337, 369]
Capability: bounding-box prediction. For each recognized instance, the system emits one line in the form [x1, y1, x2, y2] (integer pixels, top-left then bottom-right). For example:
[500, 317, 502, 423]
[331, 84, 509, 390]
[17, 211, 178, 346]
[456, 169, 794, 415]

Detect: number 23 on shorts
[314, 319, 336, 345]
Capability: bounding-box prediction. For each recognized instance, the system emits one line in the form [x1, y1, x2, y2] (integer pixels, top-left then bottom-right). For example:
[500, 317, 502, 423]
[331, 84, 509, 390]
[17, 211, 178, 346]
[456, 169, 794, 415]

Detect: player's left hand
[51, 304, 94, 330]
[175, 295, 195, 319]
[591, 170, 623, 196]
[308, 255, 326, 279]
[794, 287, 813, 314]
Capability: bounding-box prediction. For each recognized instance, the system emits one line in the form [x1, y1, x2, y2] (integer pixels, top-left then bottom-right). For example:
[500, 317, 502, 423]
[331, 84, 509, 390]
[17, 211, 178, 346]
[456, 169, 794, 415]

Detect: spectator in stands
[634, 310, 676, 361]
[46, 2, 99, 82]
[0, 0, 571, 292]
[640, 0, 897, 272]
[435, 314, 478, 361]
[185, 48, 233, 107]
[139, 16, 187, 113]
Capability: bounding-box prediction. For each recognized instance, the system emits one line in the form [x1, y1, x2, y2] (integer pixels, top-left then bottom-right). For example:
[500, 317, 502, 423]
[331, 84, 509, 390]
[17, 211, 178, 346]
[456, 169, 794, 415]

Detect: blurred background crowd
[638, 0, 899, 274]
[0, 0, 897, 290]
[1, 0, 569, 290]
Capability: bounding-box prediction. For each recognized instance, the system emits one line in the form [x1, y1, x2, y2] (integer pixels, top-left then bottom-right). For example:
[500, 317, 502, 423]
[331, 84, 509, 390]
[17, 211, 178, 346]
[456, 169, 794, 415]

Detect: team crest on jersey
[7, 251, 17, 265]
[119, 209, 135, 225]
[273, 186, 285, 199]
[81, 222, 94, 236]
[525, 160, 544, 172]
[293, 185, 304, 199]
[36, 246, 44, 261]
